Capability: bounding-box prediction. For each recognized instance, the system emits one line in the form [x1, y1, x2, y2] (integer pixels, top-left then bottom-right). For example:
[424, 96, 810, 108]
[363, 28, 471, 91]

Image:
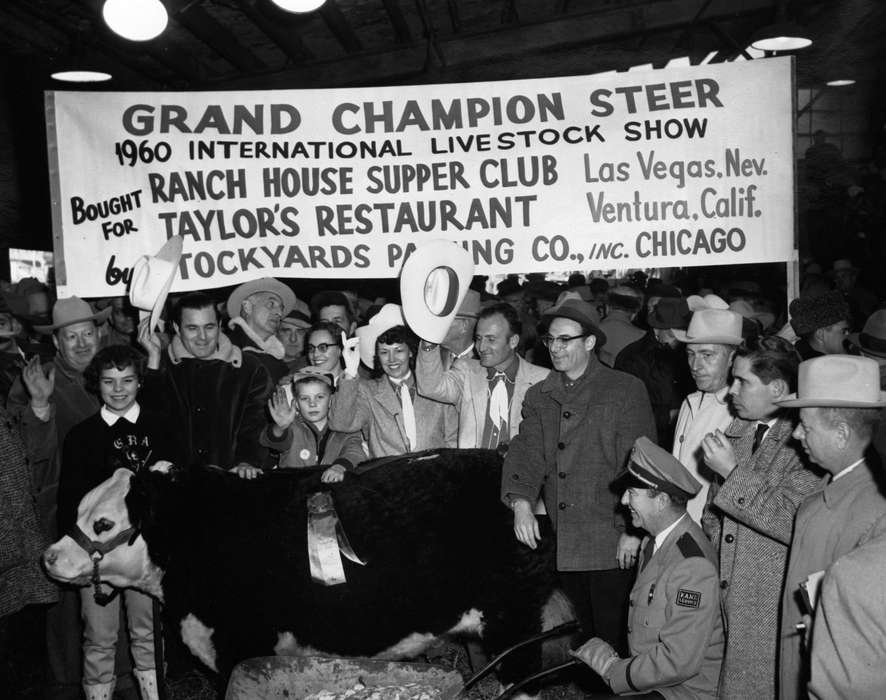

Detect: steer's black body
[126, 449, 559, 680]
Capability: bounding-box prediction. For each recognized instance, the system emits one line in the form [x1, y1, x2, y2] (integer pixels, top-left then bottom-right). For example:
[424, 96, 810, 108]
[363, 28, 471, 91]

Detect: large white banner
[46, 57, 795, 297]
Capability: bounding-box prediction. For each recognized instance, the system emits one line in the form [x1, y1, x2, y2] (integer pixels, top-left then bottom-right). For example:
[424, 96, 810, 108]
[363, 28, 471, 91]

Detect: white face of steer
[43, 468, 163, 599]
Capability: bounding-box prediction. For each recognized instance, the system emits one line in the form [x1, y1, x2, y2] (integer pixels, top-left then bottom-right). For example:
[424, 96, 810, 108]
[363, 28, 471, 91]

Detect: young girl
[262, 366, 365, 479]
[58, 345, 179, 700]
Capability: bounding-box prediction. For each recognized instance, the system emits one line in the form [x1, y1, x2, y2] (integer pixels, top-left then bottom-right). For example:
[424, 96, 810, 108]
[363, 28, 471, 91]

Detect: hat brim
[672, 330, 743, 345]
[849, 332, 886, 359]
[539, 310, 607, 348]
[34, 307, 112, 334]
[129, 236, 184, 333]
[227, 279, 297, 320]
[776, 391, 886, 408]
[400, 240, 474, 344]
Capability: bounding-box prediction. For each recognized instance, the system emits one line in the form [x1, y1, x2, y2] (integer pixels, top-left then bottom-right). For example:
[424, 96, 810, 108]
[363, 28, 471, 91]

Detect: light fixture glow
[826, 79, 856, 87]
[103, 0, 168, 41]
[750, 21, 812, 52]
[51, 70, 113, 83]
[270, 0, 326, 13]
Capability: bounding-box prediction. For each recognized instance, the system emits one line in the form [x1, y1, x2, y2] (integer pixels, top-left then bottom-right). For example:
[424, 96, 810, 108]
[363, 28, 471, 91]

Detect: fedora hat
[400, 240, 474, 343]
[280, 298, 312, 330]
[34, 296, 111, 334]
[648, 297, 691, 330]
[777, 355, 886, 408]
[227, 278, 297, 322]
[129, 236, 184, 333]
[540, 294, 607, 346]
[849, 309, 886, 360]
[673, 309, 743, 345]
[356, 303, 405, 368]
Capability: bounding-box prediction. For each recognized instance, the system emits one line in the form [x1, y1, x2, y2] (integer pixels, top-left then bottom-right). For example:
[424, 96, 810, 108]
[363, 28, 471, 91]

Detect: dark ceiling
[0, 0, 884, 253]
[1, 0, 884, 91]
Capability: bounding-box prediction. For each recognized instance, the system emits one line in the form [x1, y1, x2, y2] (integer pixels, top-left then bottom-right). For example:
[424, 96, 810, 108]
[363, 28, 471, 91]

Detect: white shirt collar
[654, 513, 687, 553]
[389, 370, 413, 386]
[832, 457, 865, 482]
[101, 402, 141, 426]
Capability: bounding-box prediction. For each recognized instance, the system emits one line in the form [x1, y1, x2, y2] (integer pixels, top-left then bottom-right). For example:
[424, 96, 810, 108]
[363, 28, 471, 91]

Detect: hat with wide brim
[34, 296, 111, 334]
[673, 309, 743, 345]
[226, 278, 297, 321]
[356, 303, 405, 368]
[539, 294, 607, 346]
[776, 355, 886, 408]
[280, 298, 312, 330]
[400, 240, 474, 344]
[129, 236, 184, 333]
[849, 310, 886, 360]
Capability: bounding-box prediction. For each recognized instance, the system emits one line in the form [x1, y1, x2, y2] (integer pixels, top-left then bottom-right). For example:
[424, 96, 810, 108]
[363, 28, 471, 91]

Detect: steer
[44, 448, 566, 683]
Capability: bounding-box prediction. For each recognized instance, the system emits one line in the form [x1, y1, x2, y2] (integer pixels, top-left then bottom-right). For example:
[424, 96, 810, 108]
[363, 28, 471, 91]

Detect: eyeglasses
[540, 334, 586, 349]
[307, 342, 340, 353]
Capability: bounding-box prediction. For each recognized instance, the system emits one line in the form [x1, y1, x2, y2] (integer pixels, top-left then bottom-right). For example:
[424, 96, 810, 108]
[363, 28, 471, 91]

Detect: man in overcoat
[775, 355, 886, 700]
[571, 437, 724, 698]
[700, 336, 821, 699]
[501, 296, 655, 652]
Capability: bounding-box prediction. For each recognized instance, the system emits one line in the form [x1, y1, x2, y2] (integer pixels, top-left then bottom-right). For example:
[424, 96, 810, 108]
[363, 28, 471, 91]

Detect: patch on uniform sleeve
[676, 589, 702, 608]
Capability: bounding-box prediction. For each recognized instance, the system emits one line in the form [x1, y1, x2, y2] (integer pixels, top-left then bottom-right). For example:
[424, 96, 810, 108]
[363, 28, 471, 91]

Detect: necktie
[752, 423, 768, 454]
[398, 382, 417, 452]
[640, 536, 655, 571]
[488, 372, 509, 430]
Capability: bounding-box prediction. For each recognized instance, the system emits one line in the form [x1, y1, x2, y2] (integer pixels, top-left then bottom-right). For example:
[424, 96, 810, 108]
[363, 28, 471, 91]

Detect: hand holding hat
[341, 332, 360, 378]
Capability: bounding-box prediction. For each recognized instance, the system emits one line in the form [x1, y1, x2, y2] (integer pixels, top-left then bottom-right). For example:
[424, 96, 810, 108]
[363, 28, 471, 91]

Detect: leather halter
[68, 524, 138, 605]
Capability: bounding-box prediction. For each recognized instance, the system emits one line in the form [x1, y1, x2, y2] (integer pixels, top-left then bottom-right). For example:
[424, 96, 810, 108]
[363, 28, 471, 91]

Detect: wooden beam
[319, 1, 363, 54]
[168, 0, 269, 72]
[235, 0, 315, 62]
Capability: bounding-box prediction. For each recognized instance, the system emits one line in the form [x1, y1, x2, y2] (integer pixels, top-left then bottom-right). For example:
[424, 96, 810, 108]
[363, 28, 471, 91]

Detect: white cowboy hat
[128, 236, 184, 333]
[672, 308, 743, 345]
[356, 303, 405, 368]
[777, 355, 886, 408]
[399, 240, 474, 344]
[226, 278, 297, 320]
[33, 296, 111, 334]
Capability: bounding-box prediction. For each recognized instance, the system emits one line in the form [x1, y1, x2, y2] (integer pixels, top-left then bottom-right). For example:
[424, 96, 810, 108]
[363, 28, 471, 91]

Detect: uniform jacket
[8, 355, 100, 538]
[702, 415, 822, 700]
[779, 462, 886, 700]
[328, 374, 458, 458]
[260, 418, 366, 470]
[415, 348, 549, 448]
[607, 515, 724, 699]
[809, 526, 886, 700]
[141, 341, 273, 470]
[501, 359, 656, 570]
[672, 387, 733, 524]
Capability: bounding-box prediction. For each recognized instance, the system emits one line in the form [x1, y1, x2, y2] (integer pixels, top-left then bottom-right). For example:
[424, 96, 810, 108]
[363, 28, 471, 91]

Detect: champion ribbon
[306, 492, 366, 586]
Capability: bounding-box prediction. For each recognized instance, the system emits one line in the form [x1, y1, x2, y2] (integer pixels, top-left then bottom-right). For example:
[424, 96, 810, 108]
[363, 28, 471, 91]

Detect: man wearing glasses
[501, 293, 656, 656]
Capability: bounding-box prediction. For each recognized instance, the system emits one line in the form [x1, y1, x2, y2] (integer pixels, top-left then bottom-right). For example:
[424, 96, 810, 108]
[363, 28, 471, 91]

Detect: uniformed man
[571, 436, 724, 699]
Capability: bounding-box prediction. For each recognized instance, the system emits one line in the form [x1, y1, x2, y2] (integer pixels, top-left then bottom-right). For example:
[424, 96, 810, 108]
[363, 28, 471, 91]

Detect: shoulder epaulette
[676, 532, 705, 559]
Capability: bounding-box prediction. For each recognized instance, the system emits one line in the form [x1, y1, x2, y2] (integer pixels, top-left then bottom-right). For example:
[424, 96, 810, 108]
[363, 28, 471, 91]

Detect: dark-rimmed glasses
[307, 342, 340, 353]
[540, 334, 586, 349]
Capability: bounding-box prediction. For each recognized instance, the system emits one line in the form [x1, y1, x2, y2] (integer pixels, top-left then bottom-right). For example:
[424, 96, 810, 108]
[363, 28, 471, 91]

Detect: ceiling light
[51, 70, 113, 83]
[750, 21, 812, 52]
[826, 79, 856, 87]
[103, 0, 168, 41]
[269, 0, 326, 13]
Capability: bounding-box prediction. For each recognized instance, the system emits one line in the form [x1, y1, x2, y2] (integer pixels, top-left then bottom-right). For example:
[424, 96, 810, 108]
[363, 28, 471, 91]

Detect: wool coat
[328, 374, 457, 458]
[260, 418, 366, 470]
[501, 358, 656, 571]
[415, 348, 549, 448]
[779, 462, 886, 700]
[809, 526, 886, 700]
[702, 416, 822, 700]
[607, 515, 724, 699]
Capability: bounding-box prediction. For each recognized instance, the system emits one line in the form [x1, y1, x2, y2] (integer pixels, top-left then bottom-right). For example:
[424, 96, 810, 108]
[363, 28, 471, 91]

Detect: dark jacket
[501, 358, 656, 570]
[141, 350, 273, 470]
[615, 332, 693, 447]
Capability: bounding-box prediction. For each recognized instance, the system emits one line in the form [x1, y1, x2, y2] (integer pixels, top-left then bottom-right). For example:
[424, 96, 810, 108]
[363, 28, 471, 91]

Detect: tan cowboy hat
[673, 309, 743, 345]
[226, 278, 297, 321]
[777, 355, 886, 408]
[356, 303, 405, 368]
[34, 296, 111, 334]
[128, 236, 184, 332]
[400, 240, 474, 344]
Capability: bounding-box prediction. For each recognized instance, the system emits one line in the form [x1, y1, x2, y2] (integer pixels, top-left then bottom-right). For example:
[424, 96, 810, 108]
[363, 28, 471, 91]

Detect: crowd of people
[1, 253, 885, 700]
